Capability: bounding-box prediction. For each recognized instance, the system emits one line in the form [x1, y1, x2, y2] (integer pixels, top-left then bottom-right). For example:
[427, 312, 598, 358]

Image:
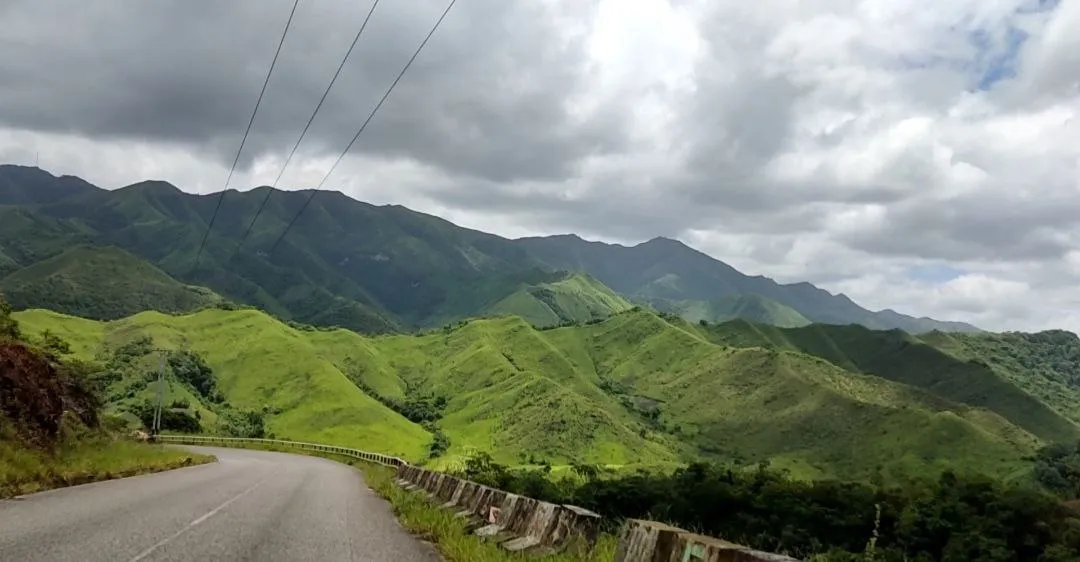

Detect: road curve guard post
[394, 464, 601, 554]
[614, 519, 801, 562]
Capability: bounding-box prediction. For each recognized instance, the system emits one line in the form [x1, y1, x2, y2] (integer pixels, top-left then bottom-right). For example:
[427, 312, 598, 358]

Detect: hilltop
[0, 164, 977, 333]
[14, 306, 1038, 480]
[481, 272, 634, 327]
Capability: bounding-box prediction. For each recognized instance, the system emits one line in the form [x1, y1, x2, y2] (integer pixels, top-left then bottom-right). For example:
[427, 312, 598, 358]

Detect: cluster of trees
[1035, 440, 1080, 499]
[344, 361, 450, 458]
[454, 453, 1080, 561]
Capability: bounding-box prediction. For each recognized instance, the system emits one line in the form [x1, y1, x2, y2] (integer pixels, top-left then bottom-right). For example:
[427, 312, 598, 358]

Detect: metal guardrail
[154, 434, 409, 468]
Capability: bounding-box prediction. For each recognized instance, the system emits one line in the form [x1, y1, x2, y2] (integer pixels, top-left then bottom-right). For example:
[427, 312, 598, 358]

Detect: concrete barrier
[614, 520, 800, 562]
[395, 464, 602, 553]
[394, 466, 797, 561]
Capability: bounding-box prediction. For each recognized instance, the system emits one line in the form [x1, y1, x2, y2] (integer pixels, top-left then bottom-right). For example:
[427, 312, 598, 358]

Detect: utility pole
[152, 350, 166, 437]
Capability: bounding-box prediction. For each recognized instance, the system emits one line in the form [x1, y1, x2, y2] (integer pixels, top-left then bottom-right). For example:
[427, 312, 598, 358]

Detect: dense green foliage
[0, 292, 18, 340]
[924, 330, 1080, 425]
[0, 245, 222, 320]
[458, 453, 1080, 561]
[1034, 440, 1080, 499]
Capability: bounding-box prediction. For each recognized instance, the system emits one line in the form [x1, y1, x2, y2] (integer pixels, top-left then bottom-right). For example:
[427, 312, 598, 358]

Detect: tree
[0, 292, 20, 341]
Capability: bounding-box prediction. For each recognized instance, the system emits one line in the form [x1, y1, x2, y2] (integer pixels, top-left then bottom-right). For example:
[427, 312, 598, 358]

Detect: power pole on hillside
[151, 351, 166, 437]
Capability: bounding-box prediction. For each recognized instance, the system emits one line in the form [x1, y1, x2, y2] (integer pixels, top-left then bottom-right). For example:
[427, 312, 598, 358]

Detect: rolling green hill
[482, 272, 634, 327]
[646, 294, 811, 327]
[0, 245, 223, 320]
[697, 320, 1080, 444]
[516, 234, 980, 333]
[0, 165, 978, 334]
[13, 308, 431, 460]
[14, 307, 1041, 480]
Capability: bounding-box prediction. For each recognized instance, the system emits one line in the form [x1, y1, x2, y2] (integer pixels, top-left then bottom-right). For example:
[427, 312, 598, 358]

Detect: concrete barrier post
[614, 520, 800, 562]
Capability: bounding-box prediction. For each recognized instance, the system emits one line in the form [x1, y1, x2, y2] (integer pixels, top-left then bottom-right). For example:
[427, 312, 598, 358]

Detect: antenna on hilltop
[34, 151, 39, 168]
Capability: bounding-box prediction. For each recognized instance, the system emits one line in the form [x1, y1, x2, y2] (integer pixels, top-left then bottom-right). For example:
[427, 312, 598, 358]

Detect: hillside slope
[698, 320, 1080, 444]
[516, 234, 980, 333]
[14, 308, 431, 460]
[15, 307, 1039, 480]
[482, 272, 634, 327]
[1, 245, 223, 320]
[921, 330, 1080, 425]
[646, 294, 811, 327]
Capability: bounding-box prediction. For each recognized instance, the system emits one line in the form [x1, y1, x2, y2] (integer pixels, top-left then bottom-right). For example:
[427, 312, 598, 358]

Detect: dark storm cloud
[0, 0, 626, 184]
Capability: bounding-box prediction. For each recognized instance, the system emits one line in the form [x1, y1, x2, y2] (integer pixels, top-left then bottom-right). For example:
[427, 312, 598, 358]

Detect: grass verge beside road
[0, 432, 213, 498]
[359, 463, 617, 562]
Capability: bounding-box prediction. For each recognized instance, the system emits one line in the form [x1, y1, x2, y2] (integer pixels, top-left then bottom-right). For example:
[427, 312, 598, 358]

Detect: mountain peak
[120, 180, 183, 194]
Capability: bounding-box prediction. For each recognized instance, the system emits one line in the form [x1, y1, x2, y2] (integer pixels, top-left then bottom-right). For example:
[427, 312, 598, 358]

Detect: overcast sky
[1, 0, 1078, 332]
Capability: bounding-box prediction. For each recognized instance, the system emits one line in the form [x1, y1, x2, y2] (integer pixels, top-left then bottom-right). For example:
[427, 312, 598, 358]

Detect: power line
[231, 0, 383, 261]
[191, 0, 301, 272]
[267, 0, 458, 256]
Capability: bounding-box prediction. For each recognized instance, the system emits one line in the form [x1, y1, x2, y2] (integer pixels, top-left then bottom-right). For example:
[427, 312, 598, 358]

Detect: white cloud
[2, 0, 1080, 333]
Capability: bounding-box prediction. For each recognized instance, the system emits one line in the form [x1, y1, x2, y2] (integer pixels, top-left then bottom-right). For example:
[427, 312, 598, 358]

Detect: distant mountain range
[0, 165, 979, 333]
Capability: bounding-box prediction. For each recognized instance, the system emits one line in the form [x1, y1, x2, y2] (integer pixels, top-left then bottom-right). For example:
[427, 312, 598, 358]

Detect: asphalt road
[0, 446, 441, 561]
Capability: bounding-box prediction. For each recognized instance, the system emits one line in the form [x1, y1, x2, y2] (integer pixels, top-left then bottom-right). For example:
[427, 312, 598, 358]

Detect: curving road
[0, 446, 441, 561]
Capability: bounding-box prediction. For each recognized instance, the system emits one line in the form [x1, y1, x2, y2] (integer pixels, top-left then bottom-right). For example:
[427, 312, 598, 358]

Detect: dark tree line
[455, 453, 1080, 561]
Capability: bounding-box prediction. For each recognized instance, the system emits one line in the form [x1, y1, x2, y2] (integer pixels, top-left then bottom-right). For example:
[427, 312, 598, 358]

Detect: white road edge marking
[128, 477, 268, 562]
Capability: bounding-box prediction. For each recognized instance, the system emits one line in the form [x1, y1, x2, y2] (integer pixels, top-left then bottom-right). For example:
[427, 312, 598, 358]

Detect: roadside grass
[0, 431, 213, 498]
[179, 440, 617, 562]
[359, 464, 618, 562]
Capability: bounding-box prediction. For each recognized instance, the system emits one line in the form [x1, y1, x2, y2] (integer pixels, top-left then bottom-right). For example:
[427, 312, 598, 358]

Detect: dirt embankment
[0, 342, 98, 443]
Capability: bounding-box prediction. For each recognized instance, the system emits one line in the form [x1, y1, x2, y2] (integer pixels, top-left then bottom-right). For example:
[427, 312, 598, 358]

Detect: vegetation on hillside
[516, 233, 979, 333]
[646, 294, 811, 327]
[0, 293, 209, 497]
[14, 307, 432, 460]
[698, 320, 1080, 444]
[15, 306, 1043, 482]
[924, 329, 1080, 424]
[0, 165, 977, 334]
[0, 245, 222, 320]
[482, 272, 634, 327]
[454, 452, 1080, 561]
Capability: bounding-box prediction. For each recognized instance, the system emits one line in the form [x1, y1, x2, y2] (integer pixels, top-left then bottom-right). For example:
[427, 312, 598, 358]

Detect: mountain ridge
[0, 164, 978, 333]
[516, 233, 981, 333]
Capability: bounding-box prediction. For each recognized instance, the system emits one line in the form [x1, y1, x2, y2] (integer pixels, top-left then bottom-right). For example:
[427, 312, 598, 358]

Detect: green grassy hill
[15, 307, 1041, 480]
[1, 245, 223, 320]
[697, 320, 1080, 444]
[646, 294, 811, 327]
[14, 308, 431, 460]
[482, 272, 634, 327]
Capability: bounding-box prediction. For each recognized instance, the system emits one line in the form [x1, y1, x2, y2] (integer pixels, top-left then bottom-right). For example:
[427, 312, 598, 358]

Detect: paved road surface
[0, 446, 441, 561]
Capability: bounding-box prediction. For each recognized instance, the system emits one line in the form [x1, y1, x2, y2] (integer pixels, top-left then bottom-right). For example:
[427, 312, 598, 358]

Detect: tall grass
[0, 429, 213, 498]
